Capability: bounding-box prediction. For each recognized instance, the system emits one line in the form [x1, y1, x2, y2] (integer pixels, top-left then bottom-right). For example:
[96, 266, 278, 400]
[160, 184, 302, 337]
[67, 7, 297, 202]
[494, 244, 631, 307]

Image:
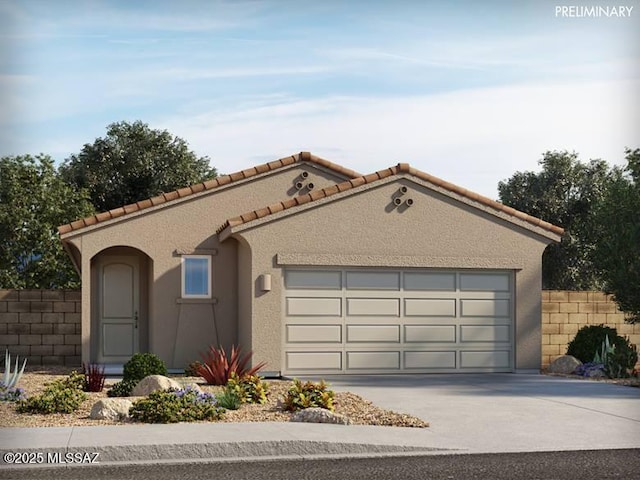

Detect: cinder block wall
[0, 290, 81, 366]
[542, 290, 640, 369]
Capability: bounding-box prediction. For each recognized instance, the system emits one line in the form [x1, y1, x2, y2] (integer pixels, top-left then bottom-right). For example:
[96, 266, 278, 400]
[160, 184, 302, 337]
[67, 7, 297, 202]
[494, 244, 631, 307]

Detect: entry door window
[182, 255, 211, 298]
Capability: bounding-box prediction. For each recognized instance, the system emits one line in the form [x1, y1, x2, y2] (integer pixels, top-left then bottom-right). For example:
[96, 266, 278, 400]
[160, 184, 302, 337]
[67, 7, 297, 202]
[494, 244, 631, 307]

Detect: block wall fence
[0, 290, 81, 366]
[541, 290, 640, 369]
[1, 289, 638, 368]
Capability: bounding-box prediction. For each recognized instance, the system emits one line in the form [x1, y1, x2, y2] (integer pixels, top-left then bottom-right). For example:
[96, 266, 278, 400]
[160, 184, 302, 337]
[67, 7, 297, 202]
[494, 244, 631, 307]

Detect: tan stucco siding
[233, 180, 553, 372]
[64, 164, 349, 368]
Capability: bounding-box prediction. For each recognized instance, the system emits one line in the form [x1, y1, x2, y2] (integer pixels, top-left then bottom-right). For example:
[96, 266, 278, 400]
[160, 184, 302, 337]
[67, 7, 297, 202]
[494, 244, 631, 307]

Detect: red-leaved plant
[196, 345, 266, 385]
[82, 363, 106, 392]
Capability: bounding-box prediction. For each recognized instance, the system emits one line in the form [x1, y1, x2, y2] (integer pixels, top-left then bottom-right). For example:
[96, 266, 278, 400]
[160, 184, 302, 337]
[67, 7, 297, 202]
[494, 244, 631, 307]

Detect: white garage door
[283, 269, 513, 374]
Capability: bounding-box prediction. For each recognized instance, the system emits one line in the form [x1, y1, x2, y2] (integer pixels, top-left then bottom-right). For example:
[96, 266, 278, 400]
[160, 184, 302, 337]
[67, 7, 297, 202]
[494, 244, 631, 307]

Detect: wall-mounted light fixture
[259, 274, 272, 292]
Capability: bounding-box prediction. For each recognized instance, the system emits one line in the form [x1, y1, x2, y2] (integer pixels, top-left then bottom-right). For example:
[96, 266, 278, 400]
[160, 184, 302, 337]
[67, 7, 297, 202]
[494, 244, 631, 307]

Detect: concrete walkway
[1, 375, 638, 467]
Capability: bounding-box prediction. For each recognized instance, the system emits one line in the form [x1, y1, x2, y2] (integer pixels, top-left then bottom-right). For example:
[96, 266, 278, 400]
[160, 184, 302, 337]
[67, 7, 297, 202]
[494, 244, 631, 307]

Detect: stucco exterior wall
[61, 164, 349, 368]
[231, 178, 554, 373]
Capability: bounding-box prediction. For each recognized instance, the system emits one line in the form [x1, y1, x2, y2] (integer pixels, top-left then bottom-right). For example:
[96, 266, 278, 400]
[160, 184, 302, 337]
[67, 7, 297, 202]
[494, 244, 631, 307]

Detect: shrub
[123, 353, 167, 382]
[602, 338, 637, 379]
[2, 349, 27, 389]
[82, 363, 106, 392]
[215, 390, 242, 410]
[107, 378, 138, 397]
[129, 387, 224, 423]
[0, 385, 24, 402]
[225, 373, 268, 404]
[196, 345, 266, 386]
[107, 353, 167, 396]
[17, 373, 87, 414]
[282, 379, 334, 412]
[574, 362, 605, 377]
[567, 325, 623, 363]
[184, 361, 202, 377]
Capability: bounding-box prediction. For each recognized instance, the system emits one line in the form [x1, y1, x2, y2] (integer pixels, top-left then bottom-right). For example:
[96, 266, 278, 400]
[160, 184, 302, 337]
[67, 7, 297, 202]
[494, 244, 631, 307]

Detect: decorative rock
[90, 398, 132, 421]
[130, 375, 183, 396]
[290, 407, 351, 425]
[547, 355, 582, 374]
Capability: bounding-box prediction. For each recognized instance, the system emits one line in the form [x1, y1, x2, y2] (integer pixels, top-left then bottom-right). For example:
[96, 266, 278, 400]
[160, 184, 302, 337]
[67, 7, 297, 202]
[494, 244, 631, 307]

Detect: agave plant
[196, 345, 266, 385]
[2, 350, 27, 389]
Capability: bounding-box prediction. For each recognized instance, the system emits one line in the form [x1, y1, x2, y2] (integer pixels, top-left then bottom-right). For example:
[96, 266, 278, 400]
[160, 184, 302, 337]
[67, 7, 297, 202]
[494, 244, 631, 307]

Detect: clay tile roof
[217, 163, 564, 238]
[57, 151, 361, 236]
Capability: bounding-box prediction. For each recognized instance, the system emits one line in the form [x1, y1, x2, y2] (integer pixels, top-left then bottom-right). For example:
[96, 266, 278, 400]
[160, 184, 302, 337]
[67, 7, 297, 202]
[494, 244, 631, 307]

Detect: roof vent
[307, 183, 315, 191]
[399, 186, 408, 195]
[405, 198, 414, 207]
[394, 197, 402, 206]
[295, 182, 304, 190]
[300, 171, 309, 179]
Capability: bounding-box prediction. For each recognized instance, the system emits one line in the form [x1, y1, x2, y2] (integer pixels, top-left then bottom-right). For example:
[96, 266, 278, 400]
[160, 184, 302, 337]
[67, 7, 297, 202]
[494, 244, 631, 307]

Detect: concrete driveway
[310, 374, 640, 453]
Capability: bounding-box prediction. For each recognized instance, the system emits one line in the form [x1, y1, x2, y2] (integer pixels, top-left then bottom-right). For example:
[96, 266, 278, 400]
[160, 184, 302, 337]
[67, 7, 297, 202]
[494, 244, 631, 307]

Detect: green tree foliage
[0, 155, 95, 288]
[592, 148, 640, 323]
[60, 121, 217, 212]
[498, 151, 615, 290]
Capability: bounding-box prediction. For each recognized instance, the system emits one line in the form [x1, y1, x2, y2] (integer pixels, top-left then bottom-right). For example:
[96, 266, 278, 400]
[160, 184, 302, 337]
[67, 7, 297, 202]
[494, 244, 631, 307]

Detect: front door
[97, 256, 140, 363]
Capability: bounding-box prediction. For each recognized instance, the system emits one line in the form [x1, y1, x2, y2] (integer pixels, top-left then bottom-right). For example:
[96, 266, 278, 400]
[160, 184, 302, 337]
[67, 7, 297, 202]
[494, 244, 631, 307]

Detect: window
[181, 255, 211, 298]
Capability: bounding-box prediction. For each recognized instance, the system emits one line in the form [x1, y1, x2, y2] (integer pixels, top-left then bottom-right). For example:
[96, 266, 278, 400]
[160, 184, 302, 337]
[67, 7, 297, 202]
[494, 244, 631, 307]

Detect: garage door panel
[286, 325, 342, 343]
[405, 325, 456, 343]
[404, 272, 456, 291]
[404, 298, 456, 317]
[286, 297, 342, 316]
[286, 352, 342, 370]
[285, 270, 341, 290]
[460, 299, 510, 317]
[405, 351, 456, 369]
[460, 350, 511, 368]
[460, 325, 510, 343]
[346, 325, 400, 343]
[346, 298, 400, 316]
[460, 273, 510, 291]
[284, 268, 513, 374]
[346, 351, 400, 370]
[346, 271, 400, 290]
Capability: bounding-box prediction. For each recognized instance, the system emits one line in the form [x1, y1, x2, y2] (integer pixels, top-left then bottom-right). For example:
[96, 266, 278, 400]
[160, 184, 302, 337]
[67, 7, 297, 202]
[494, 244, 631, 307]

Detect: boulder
[290, 407, 351, 425]
[90, 398, 133, 421]
[547, 355, 582, 374]
[130, 375, 183, 396]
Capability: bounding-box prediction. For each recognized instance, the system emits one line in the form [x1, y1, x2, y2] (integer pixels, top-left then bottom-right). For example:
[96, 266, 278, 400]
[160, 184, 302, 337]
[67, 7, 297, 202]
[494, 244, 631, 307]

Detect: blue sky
[1, 0, 639, 198]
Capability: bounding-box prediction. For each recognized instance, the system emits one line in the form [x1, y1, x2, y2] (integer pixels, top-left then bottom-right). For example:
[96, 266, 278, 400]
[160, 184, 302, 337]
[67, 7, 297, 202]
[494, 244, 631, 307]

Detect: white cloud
[159, 79, 640, 199]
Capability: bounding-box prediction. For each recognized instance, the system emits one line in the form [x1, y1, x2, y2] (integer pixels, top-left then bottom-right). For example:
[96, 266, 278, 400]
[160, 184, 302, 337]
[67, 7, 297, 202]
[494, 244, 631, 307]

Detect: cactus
[2, 350, 27, 389]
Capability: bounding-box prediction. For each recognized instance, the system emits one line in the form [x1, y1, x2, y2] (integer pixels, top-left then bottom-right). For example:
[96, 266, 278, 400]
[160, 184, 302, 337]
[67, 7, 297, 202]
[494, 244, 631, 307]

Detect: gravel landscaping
[0, 367, 429, 428]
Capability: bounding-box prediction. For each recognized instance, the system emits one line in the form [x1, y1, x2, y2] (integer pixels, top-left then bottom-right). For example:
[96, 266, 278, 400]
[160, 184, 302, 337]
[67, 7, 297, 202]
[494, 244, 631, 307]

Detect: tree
[60, 121, 217, 212]
[498, 151, 615, 290]
[0, 155, 95, 288]
[592, 148, 640, 323]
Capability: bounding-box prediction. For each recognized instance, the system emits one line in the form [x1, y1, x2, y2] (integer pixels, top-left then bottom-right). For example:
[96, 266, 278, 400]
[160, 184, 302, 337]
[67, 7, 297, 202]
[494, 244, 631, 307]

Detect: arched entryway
[91, 246, 152, 364]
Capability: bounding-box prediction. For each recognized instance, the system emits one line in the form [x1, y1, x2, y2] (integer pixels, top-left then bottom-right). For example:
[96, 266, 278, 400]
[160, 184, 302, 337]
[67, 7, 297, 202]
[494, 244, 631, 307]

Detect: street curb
[0, 441, 453, 467]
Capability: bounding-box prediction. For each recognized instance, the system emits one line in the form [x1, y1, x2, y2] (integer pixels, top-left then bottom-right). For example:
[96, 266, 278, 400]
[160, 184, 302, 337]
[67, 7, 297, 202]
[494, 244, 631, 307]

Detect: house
[58, 152, 563, 375]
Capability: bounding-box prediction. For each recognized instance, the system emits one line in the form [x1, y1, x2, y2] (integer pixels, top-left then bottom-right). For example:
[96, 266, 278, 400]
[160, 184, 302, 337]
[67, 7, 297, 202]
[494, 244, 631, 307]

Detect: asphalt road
[2, 449, 639, 480]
